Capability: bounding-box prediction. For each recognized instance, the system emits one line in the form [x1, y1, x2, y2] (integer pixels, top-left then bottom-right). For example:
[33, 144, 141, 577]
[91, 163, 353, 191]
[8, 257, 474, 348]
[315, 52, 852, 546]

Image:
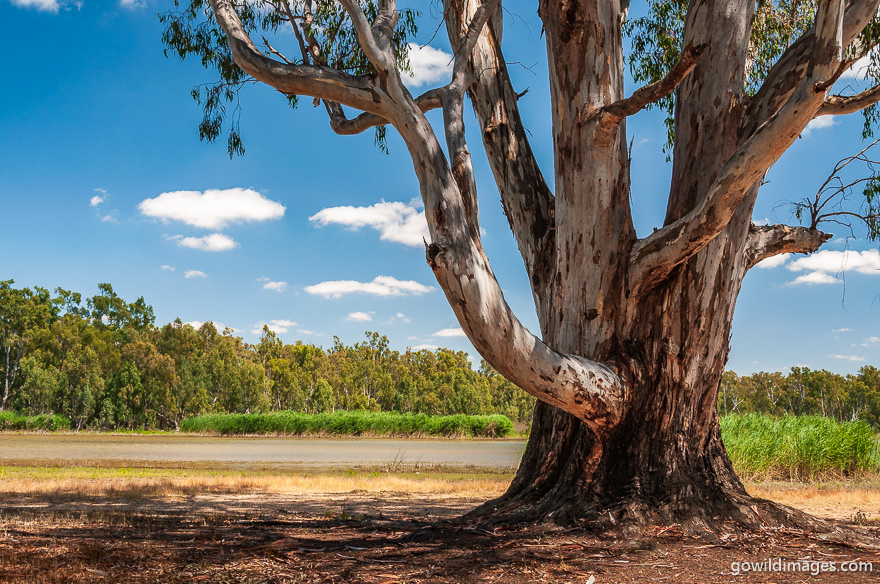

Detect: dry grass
[746, 480, 880, 524]
[0, 466, 512, 501]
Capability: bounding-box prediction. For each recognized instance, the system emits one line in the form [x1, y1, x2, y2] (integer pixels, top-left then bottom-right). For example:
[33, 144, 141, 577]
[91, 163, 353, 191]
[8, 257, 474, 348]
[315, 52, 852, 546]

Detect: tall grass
[0, 412, 71, 431]
[721, 414, 880, 480]
[181, 411, 514, 438]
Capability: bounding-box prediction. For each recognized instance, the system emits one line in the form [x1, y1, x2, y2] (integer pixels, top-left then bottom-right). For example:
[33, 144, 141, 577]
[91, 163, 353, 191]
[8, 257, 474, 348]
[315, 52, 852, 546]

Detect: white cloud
[756, 253, 790, 269]
[788, 249, 880, 275]
[410, 344, 439, 351]
[160, 265, 175, 272]
[785, 249, 880, 286]
[263, 281, 288, 292]
[175, 233, 239, 252]
[433, 327, 466, 338]
[184, 270, 208, 279]
[310, 200, 429, 247]
[828, 353, 866, 362]
[10, 0, 61, 12]
[256, 276, 270, 282]
[787, 272, 841, 286]
[840, 53, 872, 81]
[862, 336, 880, 346]
[403, 43, 453, 88]
[802, 116, 836, 135]
[185, 320, 236, 332]
[833, 328, 854, 332]
[120, 0, 143, 8]
[298, 329, 317, 335]
[305, 275, 434, 298]
[250, 319, 298, 335]
[346, 311, 373, 322]
[90, 195, 104, 207]
[396, 312, 410, 323]
[139, 187, 285, 229]
[100, 215, 116, 223]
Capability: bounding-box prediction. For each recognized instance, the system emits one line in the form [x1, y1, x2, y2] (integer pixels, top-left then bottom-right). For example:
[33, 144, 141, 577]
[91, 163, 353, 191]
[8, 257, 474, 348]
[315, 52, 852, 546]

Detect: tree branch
[443, 0, 556, 312]
[747, 0, 880, 130]
[207, 0, 386, 116]
[326, 88, 444, 135]
[819, 82, 880, 115]
[583, 43, 707, 125]
[629, 0, 847, 293]
[744, 224, 832, 269]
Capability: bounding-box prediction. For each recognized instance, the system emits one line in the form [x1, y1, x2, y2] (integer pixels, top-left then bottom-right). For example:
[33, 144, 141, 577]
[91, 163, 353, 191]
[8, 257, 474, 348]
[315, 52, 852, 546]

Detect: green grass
[0, 412, 71, 431]
[721, 414, 880, 481]
[181, 411, 514, 438]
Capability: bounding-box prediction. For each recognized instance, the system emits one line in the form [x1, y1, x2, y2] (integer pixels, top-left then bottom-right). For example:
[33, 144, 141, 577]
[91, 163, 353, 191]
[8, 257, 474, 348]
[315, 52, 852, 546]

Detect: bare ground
[2, 485, 880, 584]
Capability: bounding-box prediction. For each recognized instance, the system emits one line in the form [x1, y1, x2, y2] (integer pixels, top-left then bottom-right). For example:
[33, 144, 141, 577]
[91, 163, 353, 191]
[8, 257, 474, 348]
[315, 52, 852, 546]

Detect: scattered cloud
[250, 319, 298, 335]
[119, 0, 144, 8]
[756, 253, 790, 269]
[861, 336, 880, 347]
[305, 276, 434, 298]
[788, 249, 880, 275]
[802, 116, 836, 135]
[433, 327, 466, 338]
[90, 195, 104, 207]
[786, 272, 840, 286]
[783, 249, 880, 285]
[346, 311, 374, 322]
[297, 329, 317, 335]
[310, 200, 428, 247]
[174, 233, 239, 252]
[402, 43, 452, 88]
[184, 270, 208, 279]
[9, 0, 62, 13]
[100, 215, 116, 223]
[396, 312, 410, 323]
[185, 320, 236, 332]
[410, 344, 439, 352]
[833, 328, 853, 332]
[828, 353, 866, 362]
[160, 265, 175, 272]
[256, 276, 270, 282]
[262, 281, 288, 292]
[139, 187, 286, 229]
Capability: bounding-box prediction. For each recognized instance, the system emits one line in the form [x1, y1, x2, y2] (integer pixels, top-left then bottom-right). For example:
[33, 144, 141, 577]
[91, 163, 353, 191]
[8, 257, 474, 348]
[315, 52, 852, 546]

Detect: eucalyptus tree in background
[0, 281, 53, 410]
[162, 0, 880, 531]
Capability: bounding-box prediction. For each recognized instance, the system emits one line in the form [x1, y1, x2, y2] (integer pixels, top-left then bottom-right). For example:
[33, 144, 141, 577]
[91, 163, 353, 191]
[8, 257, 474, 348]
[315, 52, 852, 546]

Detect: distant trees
[3, 279, 880, 433]
[0, 281, 533, 430]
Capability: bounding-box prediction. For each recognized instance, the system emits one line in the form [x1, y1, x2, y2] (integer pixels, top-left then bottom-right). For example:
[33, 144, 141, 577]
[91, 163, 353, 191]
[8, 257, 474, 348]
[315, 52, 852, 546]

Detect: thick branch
[744, 224, 832, 269]
[819, 82, 880, 115]
[586, 43, 707, 124]
[630, 0, 847, 293]
[443, 0, 556, 312]
[748, 0, 880, 129]
[337, 0, 391, 70]
[208, 0, 386, 116]
[327, 89, 444, 135]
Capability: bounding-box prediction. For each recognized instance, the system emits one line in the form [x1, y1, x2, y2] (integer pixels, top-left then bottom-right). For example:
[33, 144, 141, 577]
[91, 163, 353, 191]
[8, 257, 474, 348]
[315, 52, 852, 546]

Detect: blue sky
[1, 0, 879, 375]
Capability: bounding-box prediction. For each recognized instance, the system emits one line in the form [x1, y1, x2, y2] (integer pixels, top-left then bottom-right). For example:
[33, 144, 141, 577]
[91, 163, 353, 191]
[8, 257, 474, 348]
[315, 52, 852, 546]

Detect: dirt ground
[2, 489, 880, 583]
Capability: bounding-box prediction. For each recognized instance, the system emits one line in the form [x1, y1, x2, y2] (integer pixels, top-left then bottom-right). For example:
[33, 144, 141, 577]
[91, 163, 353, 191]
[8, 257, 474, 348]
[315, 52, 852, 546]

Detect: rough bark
[204, 0, 872, 532]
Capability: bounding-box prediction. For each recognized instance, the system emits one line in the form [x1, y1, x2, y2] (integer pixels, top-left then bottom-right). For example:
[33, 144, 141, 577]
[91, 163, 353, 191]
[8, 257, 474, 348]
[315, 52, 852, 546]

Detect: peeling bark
[203, 0, 873, 531]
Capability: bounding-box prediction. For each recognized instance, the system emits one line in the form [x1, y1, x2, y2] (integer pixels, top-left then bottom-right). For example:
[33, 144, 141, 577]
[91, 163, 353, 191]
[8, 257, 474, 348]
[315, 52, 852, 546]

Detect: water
[0, 434, 526, 471]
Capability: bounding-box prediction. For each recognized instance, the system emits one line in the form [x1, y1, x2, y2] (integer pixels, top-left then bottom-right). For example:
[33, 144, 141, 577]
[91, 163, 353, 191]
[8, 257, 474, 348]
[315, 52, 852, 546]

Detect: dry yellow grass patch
[747, 481, 880, 523]
[0, 466, 511, 501]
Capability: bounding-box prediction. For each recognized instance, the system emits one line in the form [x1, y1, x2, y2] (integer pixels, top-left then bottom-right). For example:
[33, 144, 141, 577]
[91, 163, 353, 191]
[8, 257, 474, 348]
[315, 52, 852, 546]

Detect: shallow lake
[0, 434, 526, 471]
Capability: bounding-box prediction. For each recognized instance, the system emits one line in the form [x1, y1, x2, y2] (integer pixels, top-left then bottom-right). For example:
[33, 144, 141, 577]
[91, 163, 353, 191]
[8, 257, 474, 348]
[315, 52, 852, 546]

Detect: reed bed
[0, 412, 70, 431]
[180, 411, 514, 438]
[720, 414, 880, 481]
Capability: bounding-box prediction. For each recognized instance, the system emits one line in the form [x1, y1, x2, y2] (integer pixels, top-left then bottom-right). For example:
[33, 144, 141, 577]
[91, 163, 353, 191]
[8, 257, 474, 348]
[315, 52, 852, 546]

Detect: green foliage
[0, 411, 71, 431]
[159, 0, 418, 158]
[721, 414, 880, 480]
[180, 410, 513, 438]
[0, 282, 533, 432]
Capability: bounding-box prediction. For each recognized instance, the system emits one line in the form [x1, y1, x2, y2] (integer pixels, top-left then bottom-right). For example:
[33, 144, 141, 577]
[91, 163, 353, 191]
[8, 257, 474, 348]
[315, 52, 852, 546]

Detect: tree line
[0, 281, 534, 430]
[3, 279, 880, 432]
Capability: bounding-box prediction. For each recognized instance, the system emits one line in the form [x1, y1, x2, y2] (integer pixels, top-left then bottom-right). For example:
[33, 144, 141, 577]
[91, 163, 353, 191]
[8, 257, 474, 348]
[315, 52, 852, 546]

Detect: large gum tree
[162, 0, 880, 532]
